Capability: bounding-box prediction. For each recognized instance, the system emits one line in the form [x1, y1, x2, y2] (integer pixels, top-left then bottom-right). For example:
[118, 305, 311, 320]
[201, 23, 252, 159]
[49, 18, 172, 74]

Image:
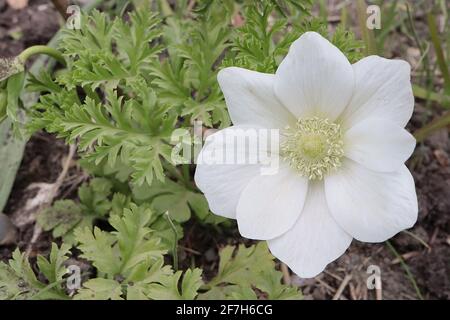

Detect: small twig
[391, 251, 420, 265]
[430, 227, 439, 245]
[324, 270, 343, 282]
[25, 144, 76, 257]
[402, 293, 418, 300]
[375, 286, 383, 301]
[60, 172, 89, 199]
[332, 274, 352, 300]
[349, 282, 358, 300]
[362, 284, 368, 300]
[50, 0, 69, 20]
[280, 263, 291, 286]
[315, 278, 336, 293]
[180, 245, 201, 256]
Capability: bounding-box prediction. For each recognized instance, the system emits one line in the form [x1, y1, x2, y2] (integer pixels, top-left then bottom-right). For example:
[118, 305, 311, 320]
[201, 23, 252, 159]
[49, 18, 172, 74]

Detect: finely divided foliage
[0, 1, 331, 299]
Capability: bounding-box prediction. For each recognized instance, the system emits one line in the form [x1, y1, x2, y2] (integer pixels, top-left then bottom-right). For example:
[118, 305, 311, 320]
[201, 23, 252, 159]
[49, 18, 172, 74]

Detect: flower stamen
[281, 117, 344, 180]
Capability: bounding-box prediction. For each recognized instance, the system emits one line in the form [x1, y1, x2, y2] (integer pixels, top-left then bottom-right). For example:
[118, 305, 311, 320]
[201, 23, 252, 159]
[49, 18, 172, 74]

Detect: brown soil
[0, 1, 449, 300]
[0, 0, 60, 57]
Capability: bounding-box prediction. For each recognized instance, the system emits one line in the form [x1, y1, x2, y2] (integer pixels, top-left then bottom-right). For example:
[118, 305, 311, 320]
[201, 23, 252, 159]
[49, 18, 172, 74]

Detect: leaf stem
[406, 3, 434, 108]
[386, 241, 424, 300]
[18, 45, 66, 66]
[165, 211, 179, 271]
[413, 84, 450, 105]
[402, 230, 431, 250]
[427, 12, 450, 97]
[414, 110, 450, 142]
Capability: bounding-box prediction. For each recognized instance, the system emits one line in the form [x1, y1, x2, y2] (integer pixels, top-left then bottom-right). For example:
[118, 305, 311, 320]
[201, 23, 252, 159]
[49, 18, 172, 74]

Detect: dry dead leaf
[10, 182, 54, 227]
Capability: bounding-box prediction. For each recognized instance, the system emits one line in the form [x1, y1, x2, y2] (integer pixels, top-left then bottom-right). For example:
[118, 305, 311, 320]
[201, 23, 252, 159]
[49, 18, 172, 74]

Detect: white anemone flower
[194, 32, 418, 278]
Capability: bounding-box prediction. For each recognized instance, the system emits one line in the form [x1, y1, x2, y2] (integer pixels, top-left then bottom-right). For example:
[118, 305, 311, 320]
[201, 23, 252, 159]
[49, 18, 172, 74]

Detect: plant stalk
[165, 211, 179, 271]
[414, 110, 450, 142]
[427, 12, 450, 97]
[386, 241, 424, 300]
[18, 45, 66, 66]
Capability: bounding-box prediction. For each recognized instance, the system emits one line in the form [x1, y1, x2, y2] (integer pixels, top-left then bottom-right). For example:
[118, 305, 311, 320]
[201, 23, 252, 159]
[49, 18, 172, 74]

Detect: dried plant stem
[280, 263, 291, 285]
[25, 144, 76, 256]
[375, 286, 382, 300]
[332, 274, 352, 300]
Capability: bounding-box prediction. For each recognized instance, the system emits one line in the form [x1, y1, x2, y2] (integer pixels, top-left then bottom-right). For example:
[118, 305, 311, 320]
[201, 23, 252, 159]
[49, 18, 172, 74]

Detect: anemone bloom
[194, 32, 418, 277]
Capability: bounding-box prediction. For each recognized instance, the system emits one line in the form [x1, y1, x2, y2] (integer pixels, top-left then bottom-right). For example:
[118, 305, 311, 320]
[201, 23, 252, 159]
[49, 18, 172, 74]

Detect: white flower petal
[339, 56, 414, 129]
[274, 32, 354, 121]
[325, 160, 418, 242]
[344, 118, 416, 172]
[218, 67, 295, 129]
[236, 164, 308, 240]
[194, 126, 263, 219]
[268, 182, 352, 278]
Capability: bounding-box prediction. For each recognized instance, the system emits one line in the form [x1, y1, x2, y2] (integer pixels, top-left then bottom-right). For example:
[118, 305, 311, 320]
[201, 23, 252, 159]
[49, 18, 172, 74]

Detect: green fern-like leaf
[201, 243, 302, 300]
[37, 178, 113, 243]
[145, 268, 203, 300]
[224, 5, 364, 74]
[75, 203, 167, 279]
[75, 278, 123, 300]
[0, 244, 71, 300]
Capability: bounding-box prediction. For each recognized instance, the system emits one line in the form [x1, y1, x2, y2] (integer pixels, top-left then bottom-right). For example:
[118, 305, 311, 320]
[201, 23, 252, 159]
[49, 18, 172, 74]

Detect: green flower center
[281, 117, 344, 180]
